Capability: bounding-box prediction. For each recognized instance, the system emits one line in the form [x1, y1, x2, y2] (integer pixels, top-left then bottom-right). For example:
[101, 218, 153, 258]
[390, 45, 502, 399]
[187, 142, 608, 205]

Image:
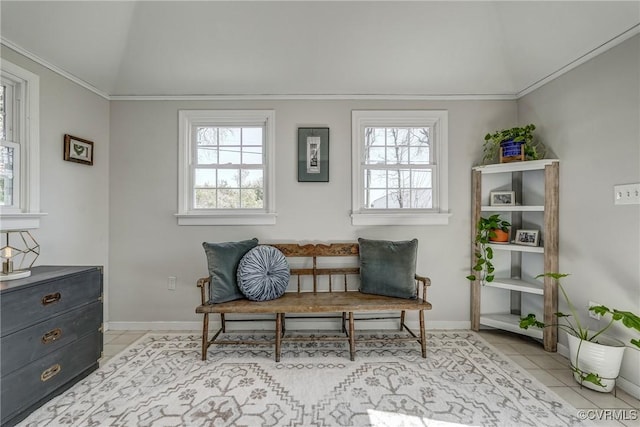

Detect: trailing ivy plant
[520, 273, 640, 388]
[466, 214, 511, 284]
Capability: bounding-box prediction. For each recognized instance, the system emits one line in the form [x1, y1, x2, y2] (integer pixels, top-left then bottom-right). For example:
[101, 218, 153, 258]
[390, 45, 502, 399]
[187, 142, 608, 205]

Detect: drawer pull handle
[40, 364, 61, 382]
[41, 292, 61, 306]
[42, 328, 62, 344]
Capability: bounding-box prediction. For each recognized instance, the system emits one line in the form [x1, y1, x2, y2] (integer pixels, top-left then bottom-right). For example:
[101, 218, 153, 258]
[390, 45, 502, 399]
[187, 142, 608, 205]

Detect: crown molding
[1, 37, 111, 100]
[109, 93, 517, 101]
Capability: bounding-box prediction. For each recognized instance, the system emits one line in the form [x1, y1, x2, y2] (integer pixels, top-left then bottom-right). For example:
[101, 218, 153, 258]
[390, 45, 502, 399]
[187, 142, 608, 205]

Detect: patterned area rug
[20, 331, 588, 427]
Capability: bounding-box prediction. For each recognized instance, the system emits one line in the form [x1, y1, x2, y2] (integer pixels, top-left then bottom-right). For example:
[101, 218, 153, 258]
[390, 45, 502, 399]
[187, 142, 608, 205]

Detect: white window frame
[351, 110, 450, 226]
[176, 110, 277, 225]
[0, 60, 43, 230]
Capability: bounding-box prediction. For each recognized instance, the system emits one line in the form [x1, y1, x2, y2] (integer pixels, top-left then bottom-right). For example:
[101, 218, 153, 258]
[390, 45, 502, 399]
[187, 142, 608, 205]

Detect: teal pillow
[358, 238, 418, 299]
[202, 238, 259, 303]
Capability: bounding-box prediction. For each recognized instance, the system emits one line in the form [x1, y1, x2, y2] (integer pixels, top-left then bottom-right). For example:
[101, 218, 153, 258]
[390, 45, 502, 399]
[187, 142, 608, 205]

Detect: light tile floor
[102, 329, 640, 426]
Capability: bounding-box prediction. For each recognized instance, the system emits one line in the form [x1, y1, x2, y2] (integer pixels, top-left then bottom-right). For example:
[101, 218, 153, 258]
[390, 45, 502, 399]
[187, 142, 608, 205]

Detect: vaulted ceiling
[1, 1, 638, 98]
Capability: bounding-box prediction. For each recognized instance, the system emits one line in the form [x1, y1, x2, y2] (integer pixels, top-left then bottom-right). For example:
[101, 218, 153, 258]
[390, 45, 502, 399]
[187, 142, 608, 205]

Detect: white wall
[1, 46, 110, 313]
[518, 35, 640, 393]
[108, 99, 516, 327]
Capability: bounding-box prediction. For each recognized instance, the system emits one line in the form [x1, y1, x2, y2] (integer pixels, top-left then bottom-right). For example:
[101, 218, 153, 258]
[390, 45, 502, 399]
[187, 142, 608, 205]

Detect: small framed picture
[64, 134, 94, 165]
[490, 191, 515, 206]
[514, 229, 540, 246]
[298, 127, 329, 182]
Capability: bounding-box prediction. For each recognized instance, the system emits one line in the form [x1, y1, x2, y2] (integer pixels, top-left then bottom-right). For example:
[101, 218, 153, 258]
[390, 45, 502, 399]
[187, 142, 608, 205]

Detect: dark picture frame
[514, 229, 540, 246]
[297, 127, 329, 182]
[64, 134, 94, 166]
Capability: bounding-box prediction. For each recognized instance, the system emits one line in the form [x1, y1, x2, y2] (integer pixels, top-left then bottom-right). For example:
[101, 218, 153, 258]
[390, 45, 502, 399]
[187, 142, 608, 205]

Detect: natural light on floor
[367, 409, 479, 426]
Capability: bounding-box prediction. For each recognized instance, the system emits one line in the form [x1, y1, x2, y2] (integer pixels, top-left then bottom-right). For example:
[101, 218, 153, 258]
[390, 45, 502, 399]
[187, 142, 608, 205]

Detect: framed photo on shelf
[514, 229, 540, 246]
[490, 191, 515, 206]
[298, 127, 329, 182]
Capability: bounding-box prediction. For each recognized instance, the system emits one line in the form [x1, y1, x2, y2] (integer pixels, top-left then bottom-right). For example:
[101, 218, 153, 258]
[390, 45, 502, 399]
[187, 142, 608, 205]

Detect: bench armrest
[197, 277, 210, 305]
[414, 274, 431, 301]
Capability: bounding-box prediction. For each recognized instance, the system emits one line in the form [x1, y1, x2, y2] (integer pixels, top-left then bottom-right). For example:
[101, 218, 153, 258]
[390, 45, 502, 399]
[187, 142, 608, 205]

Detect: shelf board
[484, 278, 544, 295]
[487, 243, 544, 253]
[473, 159, 559, 174]
[481, 205, 544, 212]
[480, 313, 543, 339]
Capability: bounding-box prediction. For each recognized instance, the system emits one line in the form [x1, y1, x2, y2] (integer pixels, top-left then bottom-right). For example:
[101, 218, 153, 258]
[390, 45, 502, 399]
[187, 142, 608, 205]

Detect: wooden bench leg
[419, 309, 427, 358]
[400, 310, 406, 331]
[348, 312, 355, 361]
[341, 312, 347, 334]
[220, 313, 226, 333]
[202, 313, 209, 361]
[275, 313, 282, 362]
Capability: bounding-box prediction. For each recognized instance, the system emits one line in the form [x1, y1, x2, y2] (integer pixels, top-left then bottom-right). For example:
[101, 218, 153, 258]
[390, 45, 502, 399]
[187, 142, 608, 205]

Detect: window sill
[176, 212, 277, 226]
[0, 212, 48, 230]
[351, 211, 451, 226]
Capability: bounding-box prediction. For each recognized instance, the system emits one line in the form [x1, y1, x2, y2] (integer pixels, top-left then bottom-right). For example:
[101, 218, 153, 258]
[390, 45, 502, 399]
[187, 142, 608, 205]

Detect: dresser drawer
[1, 301, 102, 377]
[1, 269, 101, 336]
[0, 332, 102, 423]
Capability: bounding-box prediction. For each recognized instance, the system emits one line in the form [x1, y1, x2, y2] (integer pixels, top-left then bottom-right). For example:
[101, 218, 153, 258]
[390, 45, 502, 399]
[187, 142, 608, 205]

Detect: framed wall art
[490, 191, 515, 206]
[298, 127, 329, 182]
[64, 134, 94, 166]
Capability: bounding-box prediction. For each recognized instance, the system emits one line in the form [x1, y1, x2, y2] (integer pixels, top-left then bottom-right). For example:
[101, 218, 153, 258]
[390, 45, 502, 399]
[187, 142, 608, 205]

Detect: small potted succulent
[482, 124, 542, 164]
[467, 214, 511, 284]
[520, 273, 640, 392]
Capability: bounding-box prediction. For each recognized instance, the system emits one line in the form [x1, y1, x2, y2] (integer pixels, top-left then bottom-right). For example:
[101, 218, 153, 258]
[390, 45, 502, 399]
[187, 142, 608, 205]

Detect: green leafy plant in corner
[466, 214, 511, 284]
[482, 124, 542, 164]
[520, 273, 640, 388]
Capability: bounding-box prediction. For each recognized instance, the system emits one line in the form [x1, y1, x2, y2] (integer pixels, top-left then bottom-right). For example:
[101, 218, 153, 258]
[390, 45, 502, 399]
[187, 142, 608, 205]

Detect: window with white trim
[0, 60, 42, 230]
[177, 110, 276, 225]
[351, 110, 450, 225]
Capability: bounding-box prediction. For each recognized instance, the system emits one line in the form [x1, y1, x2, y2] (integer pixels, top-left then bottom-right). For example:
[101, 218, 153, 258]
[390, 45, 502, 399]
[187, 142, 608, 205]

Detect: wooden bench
[196, 242, 432, 361]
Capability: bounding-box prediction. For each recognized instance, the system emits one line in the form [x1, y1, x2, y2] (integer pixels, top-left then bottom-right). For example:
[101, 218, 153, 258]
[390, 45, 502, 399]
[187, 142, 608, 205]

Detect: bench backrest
[267, 243, 360, 293]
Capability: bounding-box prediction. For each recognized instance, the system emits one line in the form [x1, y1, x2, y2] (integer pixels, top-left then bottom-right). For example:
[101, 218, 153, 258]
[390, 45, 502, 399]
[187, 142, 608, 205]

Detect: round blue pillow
[237, 246, 290, 301]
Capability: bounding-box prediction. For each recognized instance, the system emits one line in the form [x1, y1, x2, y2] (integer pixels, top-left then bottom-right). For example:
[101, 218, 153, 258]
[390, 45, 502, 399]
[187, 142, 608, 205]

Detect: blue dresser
[0, 266, 103, 426]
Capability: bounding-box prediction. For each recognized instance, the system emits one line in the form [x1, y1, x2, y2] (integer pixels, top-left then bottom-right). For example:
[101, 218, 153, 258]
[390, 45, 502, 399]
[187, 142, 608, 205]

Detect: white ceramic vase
[566, 332, 626, 393]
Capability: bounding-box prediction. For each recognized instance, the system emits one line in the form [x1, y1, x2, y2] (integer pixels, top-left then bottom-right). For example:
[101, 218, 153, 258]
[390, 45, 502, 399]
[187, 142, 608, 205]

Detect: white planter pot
[566, 333, 626, 393]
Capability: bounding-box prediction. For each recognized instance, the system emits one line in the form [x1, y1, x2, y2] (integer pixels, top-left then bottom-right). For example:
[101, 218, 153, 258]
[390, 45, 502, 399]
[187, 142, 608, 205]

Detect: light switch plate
[614, 183, 640, 205]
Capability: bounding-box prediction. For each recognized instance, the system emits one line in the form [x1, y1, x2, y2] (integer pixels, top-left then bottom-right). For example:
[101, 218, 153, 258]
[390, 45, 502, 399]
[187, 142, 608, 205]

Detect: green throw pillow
[202, 238, 259, 303]
[358, 238, 418, 299]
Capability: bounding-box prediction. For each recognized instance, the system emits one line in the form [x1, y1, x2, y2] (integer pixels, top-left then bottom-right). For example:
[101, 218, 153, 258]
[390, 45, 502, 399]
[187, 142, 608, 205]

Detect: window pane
[409, 146, 430, 164]
[194, 189, 217, 208]
[411, 170, 431, 188]
[218, 188, 240, 208]
[219, 128, 241, 145]
[388, 128, 410, 146]
[195, 169, 216, 187]
[242, 127, 262, 145]
[0, 85, 5, 141]
[0, 145, 14, 206]
[196, 127, 217, 145]
[388, 190, 411, 208]
[365, 128, 385, 146]
[219, 146, 241, 164]
[241, 189, 263, 208]
[409, 128, 429, 146]
[218, 169, 239, 187]
[365, 188, 388, 208]
[242, 146, 262, 164]
[388, 170, 410, 189]
[366, 147, 385, 164]
[365, 169, 386, 188]
[197, 146, 218, 164]
[241, 169, 263, 188]
[412, 189, 433, 209]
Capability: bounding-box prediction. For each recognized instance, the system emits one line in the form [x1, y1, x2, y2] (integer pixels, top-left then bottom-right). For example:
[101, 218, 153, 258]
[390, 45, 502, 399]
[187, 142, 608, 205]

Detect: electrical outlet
[588, 301, 601, 320]
[168, 276, 177, 291]
[614, 183, 640, 205]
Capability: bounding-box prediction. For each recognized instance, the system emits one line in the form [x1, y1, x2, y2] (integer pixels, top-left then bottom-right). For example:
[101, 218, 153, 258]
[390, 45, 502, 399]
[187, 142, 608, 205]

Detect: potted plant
[520, 273, 640, 392]
[466, 214, 511, 284]
[482, 124, 541, 164]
